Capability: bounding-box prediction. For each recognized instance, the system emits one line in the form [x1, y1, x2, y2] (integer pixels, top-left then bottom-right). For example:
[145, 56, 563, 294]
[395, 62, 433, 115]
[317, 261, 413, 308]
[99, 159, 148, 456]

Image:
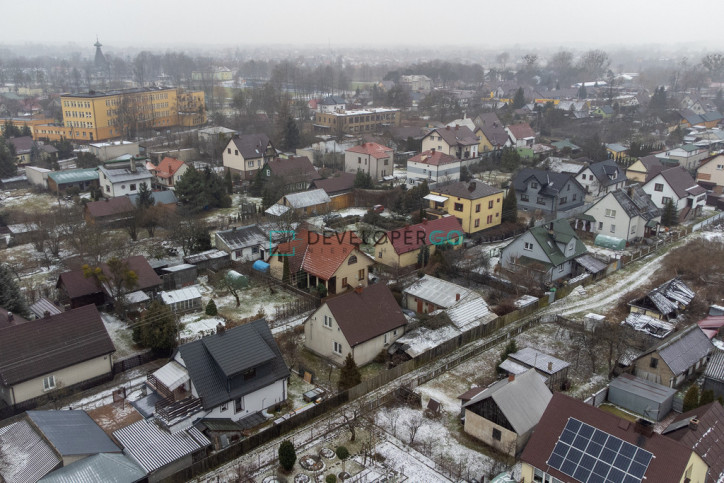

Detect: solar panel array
[546, 418, 653, 483]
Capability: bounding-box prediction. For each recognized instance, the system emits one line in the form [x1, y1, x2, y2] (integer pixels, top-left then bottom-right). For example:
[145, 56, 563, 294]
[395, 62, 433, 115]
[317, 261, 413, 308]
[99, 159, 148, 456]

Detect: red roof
[507, 122, 536, 140]
[521, 393, 695, 483]
[408, 150, 459, 166]
[346, 142, 393, 159]
[85, 197, 134, 219]
[380, 216, 463, 255]
[155, 157, 185, 179]
[274, 229, 365, 280]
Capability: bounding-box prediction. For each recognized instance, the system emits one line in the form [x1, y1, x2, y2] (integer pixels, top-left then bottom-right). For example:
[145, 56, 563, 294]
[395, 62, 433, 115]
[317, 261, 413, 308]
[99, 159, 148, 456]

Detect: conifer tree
[0, 263, 29, 317]
[502, 187, 518, 223]
[338, 353, 361, 391]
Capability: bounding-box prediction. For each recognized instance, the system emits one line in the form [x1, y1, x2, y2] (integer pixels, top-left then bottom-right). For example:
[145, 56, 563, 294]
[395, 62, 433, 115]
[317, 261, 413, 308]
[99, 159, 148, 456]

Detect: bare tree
[406, 414, 424, 445]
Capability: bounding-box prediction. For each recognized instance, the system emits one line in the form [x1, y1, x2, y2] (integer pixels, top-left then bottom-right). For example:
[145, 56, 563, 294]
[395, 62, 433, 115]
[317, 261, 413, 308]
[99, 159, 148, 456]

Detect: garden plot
[102, 313, 147, 359]
[0, 188, 72, 210]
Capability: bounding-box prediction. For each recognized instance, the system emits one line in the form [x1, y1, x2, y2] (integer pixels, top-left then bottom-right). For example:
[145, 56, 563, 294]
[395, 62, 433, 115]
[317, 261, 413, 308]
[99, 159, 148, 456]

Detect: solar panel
[546, 418, 654, 483]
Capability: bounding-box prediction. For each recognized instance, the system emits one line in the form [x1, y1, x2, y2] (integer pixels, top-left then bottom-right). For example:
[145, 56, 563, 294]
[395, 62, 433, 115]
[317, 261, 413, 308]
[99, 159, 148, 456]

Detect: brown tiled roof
[274, 229, 365, 280]
[408, 149, 459, 166]
[663, 402, 724, 480]
[230, 133, 271, 159]
[57, 255, 162, 299]
[310, 172, 356, 196]
[346, 142, 393, 159]
[433, 125, 478, 147]
[0, 304, 115, 385]
[267, 156, 321, 181]
[458, 386, 485, 402]
[324, 284, 407, 346]
[432, 180, 502, 200]
[507, 122, 536, 140]
[85, 197, 135, 219]
[521, 393, 694, 483]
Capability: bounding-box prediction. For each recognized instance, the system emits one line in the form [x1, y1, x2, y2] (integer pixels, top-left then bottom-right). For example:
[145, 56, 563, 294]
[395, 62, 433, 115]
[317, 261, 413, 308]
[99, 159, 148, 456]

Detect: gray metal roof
[47, 168, 99, 184]
[656, 325, 713, 376]
[587, 159, 628, 187]
[575, 254, 607, 274]
[464, 368, 552, 434]
[27, 410, 120, 456]
[113, 420, 209, 473]
[215, 225, 267, 250]
[160, 285, 202, 305]
[28, 298, 62, 319]
[704, 349, 724, 382]
[623, 313, 675, 339]
[508, 347, 570, 375]
[0, 419, 61, 483]
[98, 164, 152, 184]
[283, 189, 331, 208]
[403, 275, 472, 309]
[176, 319, 290, 409]
[445, 292, 497, 329]
[38, 453, 146, 483]
[610, 186, 660, 222]
[609, 374, 676, 404]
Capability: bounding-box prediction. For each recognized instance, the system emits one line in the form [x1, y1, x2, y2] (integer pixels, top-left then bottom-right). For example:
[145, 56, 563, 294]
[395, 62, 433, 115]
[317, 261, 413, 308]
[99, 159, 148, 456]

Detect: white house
[222, 134, 276, 180]
[406, 149, 461, 185]
[88, 140, 140, 162]
[97, 159, 152, 198]
[642, 166, 707, 222]
[214, 225, 269, 262]
[160, 286, 202, 313]
[582, 185, 661, 241]
[575, 159, 628, 201]
[150, 157, 188, 188]
[318, 96, 346, 113]
[344, 142, 394, 181]
[655, 144, 709, 170]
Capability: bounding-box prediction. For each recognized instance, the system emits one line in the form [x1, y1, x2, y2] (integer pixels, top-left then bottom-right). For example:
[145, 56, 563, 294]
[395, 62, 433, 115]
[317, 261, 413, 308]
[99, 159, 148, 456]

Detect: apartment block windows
[454, 203, 464, 212]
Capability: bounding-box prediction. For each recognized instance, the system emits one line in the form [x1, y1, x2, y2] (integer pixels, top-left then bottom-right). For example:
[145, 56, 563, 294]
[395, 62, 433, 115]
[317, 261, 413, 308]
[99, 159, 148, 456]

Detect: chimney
[508, 373, 515, 382]
[634, 418, 654, 437]
[130, 157, 136, 173]
[446, 126, 451, 130]
[355, 284, 363, 294]
[431, 148, 436, 154]
[689, 418, 700, 431]
[548, 361, 553, 372]
[455, 293, 460, 301]
[216, 322, 225, 334]
[468, 181, 476, 192]
[44, 311, 51, 318]
[7, 312, 13, 322]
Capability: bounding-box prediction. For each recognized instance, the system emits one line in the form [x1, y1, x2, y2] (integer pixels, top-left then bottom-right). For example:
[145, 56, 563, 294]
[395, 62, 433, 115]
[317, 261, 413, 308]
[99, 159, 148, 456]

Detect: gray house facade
[512, 168, 586, 215]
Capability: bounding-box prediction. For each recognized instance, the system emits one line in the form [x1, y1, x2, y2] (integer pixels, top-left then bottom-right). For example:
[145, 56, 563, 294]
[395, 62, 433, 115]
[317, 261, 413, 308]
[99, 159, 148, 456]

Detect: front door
[416, 298, 423, 313]
[328, 277, 336, 295]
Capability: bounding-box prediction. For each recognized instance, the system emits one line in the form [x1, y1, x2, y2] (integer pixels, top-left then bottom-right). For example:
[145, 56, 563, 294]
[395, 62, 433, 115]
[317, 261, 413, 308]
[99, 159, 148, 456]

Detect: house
[696, 153, 724, 194]
[144, 319, 289, 430]
[462, 369, 552, 457]
[642, 166, 707, 221]
[406, 149, 461, 185]
[403, 274, 486, 315]
[113, 419, 210, 483]
[88, 140, 140, 161]
[628, 324, 713, 387]
[198, 126, 237, 144]
[57, 255, 162, 309]
[215, 224, 269, 262]
[344, 142, 394, 181]
[628, 277, 695, 321]
[662, 401, 724, 481]
[475, 121, 511, 153]
[304, 284, 407, 366]
[421, 125, 479, 160]
[9, 136, 58, 164]
[38, 453, 146, 483]
[269, 229, 373, 295]
[505, 122, 536, 148]
[550, 139, 581, 153]
[0, 305, 115, 413]
[318, 95, 346, 113]
[656, 144, 709, 171]
[605, 143, 628, 159]
[500, 219, 590, 283]
[591, 105, 615, 118]
[399, 74, 432, 93]
[259, 156, 321, 192]
[25, 165, 52, 189]
[511, 168, 586, 215]
[46, 168, 100, 194]
[498, 347, 570, 391]
[309, 171, 356, 197]
[607, 374, 677, 421]
[375, 216, 463, 269]
[575, 159, 628, 200]
[267, 189, 332, 217]
[425, 180, 503, 234]
[582, 185, 661, 241]
[150, 156, 188, 188]
[83, 196, 135, 226]
[520, 393, 709, 483]
[703, 349, 724, 399]
[222, 133, 275, 180]
[626, 155, 664, 183]
[161, 285, 202, 313]
[97, 159, 152, 198]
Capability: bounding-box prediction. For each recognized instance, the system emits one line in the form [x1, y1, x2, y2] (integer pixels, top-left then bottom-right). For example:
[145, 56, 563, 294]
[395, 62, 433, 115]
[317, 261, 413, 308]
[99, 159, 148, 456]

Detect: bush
[205, 299, 218, 316]
[335, 446, 350, 460]
[278, 440, 296, 471]
[325, 475, 337, 483]
[683, 385, 700, 412]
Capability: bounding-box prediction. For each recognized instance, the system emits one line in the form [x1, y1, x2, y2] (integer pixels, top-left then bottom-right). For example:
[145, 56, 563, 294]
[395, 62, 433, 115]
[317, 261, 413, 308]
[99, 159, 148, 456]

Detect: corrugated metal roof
[161, 286, 202, 305]
[508, 347, 570, 374]
[98, 165, 152, 184]
[0, 419, 61, 483]
[162, 263, 197, 272]
[404, 275, 472, 309]
[575, 254, 607, 274]
[284, 189, 331, 209]
[215, 225, 267, 250]
[124, 290, 150, 304]
[38, 453, 146, 483]
[657, 325, 713, 375]
[445, 292, 496, 329]
[153, 361, 190, 391]
[28, 298, 62, 319]
[623, 313, 675, 338]
[609, 374, 676, 403]
[265, 204, 290, 216]
[47, 168, 98, 184]
[704, 349, 724, 382]
[113, 420, 209, 473]
[27, 410, 120, 456]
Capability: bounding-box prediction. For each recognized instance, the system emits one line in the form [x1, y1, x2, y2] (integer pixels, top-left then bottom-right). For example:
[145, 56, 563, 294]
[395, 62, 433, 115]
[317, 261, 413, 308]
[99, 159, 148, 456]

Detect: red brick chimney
[456, 293, 460, 301]
[355, 284, 363, 294]
[508, 373, 515, 382]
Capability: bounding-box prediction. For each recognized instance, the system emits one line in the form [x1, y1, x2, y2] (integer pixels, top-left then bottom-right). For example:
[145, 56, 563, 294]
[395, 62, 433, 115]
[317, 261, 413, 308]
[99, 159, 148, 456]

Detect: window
[572, 193, 577, 201]
[492, 428, 502, 441]
[487, 215, 493, 223]
[324, 315, 332, 328]
[524, 242, 533, 251]
[559, 264, 565, 272]
[662, 196, 672, 205]
[384, 159, 389, 165]
[266, 169, 270, 176]
[454, 203, 464, 212]
[235, 150, 238, 155]
[598, 221, 603, 230]
[650, 357, 658, 368]
[531, 182, 538, 189]
[243, 369, 256, 380]
[475, 219, 480, 228]
[475, 204, 481, 213]
[227, 148, 231, 154]
[130, 184, 136, 191]
[43, 375, 56, 391]
[610, 224, 616, 233]
[333, 341, 343, 354]
[717, 164, 724, 170]
[488, 200, 494, 209]
[605, 209, 616, 218]
[559, 196, 567, 205]
[105, 185, 110, 192]
[221, 402, 228, 411]
[358, 157, 361, 164]
[537, 196, 545, 205]
[654, 183, 664, 192]
[631, 225, 637, 234]
[348, 255, 357, 265]
[521, 194, 529, 202]
[358, 269, 365, 281]
[248, 160, 254, 167]
[234, 397, 243, 413]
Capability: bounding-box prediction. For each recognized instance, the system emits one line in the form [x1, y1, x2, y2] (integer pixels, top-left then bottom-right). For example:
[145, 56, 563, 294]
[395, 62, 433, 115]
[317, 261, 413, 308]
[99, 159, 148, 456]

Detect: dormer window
[243, 368, 256, 381]
[531, 182, 538, 189]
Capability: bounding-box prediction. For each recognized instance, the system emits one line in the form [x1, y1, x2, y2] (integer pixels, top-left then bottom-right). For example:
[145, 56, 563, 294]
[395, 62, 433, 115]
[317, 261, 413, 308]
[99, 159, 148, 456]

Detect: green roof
[529, 219, 588, 266]
[551, 139, 580, 150]
[47, 168, 99, 184]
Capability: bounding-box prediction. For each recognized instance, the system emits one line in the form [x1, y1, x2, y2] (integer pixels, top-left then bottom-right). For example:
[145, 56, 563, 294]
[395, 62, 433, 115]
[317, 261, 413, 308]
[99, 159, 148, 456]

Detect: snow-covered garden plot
[0, 188, 72, 210]
[101, 313, 147, 359]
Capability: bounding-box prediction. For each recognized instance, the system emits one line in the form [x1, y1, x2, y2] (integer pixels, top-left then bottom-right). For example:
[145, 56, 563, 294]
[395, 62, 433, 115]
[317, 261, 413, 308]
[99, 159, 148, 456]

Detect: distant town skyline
[2, 0, 724, 50]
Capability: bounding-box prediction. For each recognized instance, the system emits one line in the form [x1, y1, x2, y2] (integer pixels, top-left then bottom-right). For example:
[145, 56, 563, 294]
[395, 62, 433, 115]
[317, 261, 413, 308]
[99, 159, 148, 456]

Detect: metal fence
[583, 387, 609, 407]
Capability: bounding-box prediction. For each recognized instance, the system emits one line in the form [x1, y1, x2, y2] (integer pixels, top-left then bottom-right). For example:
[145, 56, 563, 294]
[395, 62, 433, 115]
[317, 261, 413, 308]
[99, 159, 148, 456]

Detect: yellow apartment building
[313, 107, 400, 134]
[427, 180, 503, 234]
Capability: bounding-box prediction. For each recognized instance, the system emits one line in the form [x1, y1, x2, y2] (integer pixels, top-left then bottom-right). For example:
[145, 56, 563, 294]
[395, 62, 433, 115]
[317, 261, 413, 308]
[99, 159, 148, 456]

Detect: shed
[703, 349, 724, 399]
[607, 373, 676, 421]
[160, 263, 198, 290]
[594, 234, 626, 250]
[160, 285, 202, 313]
[183, 249, 230, 272]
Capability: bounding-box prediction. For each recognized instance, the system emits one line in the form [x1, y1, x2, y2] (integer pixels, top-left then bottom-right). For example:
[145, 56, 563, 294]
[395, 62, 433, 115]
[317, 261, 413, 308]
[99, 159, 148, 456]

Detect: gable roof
[704, 349, 724, 382]
[637, 324, 712, 376]
[507, 122, 535, 140]
[380, 216, 463, 255]
[57, 255, 162, 299]
[274, 229, 366, 280]
[463, 368, 552, 435]
[85, 197, 135, 219]
[648, 166, 706, 199]
[587, 159, 627, 187]
[47, 168, 99, 185]
[521, 393, 695, 483]
[408, 149, 460, 166]
[27, 410, 120, 456]
[176, 319, 289, 409]
[431, 180, 502, 200]
[127, 189, 178, 206]
[630, 277, 695, 318]
[215, 225, 267, 251]
[97, 163, 152, 184]
[324, 284, 407, 346]
[154, 157, 185, 179]
[0, 419, 61, 483]
[310, 172, 356, 195]
[229, 133, 271, 159]
[663, 402, 724, 482]
[512, 168, 582, 197]
[38, 452, 146, 483]
[477, 121, 510, 147]
[283, 188, 331, 208]
[507, 347, 570, 375]
[0, 304, 115, 386]
[525, 219, 588, 266]
[9, 135, 34, 154]
[430, 125, 479, 147]
[346, 142, 393, 159]
[474, 112, 503, 128]
[403, 275, 471, 309]
[266, 156, 321, 181]
[607, 186, 660, 221]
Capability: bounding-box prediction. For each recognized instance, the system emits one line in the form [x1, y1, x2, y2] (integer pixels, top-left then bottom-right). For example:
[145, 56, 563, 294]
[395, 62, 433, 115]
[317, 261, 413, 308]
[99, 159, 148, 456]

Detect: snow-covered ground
[180, 315, 226, 342]
[101, 313, 146, 359]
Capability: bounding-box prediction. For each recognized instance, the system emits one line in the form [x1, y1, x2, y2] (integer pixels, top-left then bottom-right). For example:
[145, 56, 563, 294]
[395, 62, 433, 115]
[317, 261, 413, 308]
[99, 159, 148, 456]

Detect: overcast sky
[2, 0, 724, 50]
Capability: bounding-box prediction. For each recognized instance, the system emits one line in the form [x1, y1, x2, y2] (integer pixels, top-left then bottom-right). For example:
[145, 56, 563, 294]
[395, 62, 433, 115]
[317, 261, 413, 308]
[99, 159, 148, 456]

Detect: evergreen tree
[578, 84, 587, 99]
[338, 353, 362, 391]
[497, 339, 519, 373]
[224, 169, 233, 194]
[205, 299, 218, 316]
[459, 166, 471, 182]
[0, 137, 17, 178]
[20, 124, 32, 137]
[282, 256, 291, 284]
[0, 263, 29, 317]
[683, 385, 700, 412]
[175, 166, 231, 212]
[699, 389, 715, 406]
[500, 147, 521, 172]
[502, 187, 518, 224]
[134, 300, 178, 354]
[278, 440, 297, 471]
[282, 116, 300, 151]
[512, 87, 526, 109]
[353, 170, 373, 189]
[137, 182, 154, 209]
[661, 199, 678, 227]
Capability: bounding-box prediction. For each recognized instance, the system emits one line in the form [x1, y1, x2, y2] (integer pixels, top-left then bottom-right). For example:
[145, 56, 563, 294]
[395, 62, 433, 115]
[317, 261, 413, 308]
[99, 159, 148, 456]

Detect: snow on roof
[508, 347, 569, 374]
[125, 290, 150, 305]
[152, 360, 190, 391]
[0, 419, 61, 483]
[161, 286, 202, 305]
[284, 189, 331, 209]
[265, 204, 290, 216]
[445, 292, 497, 330]
[403, 275, 472, 309]
[623, 313, 675, 338]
